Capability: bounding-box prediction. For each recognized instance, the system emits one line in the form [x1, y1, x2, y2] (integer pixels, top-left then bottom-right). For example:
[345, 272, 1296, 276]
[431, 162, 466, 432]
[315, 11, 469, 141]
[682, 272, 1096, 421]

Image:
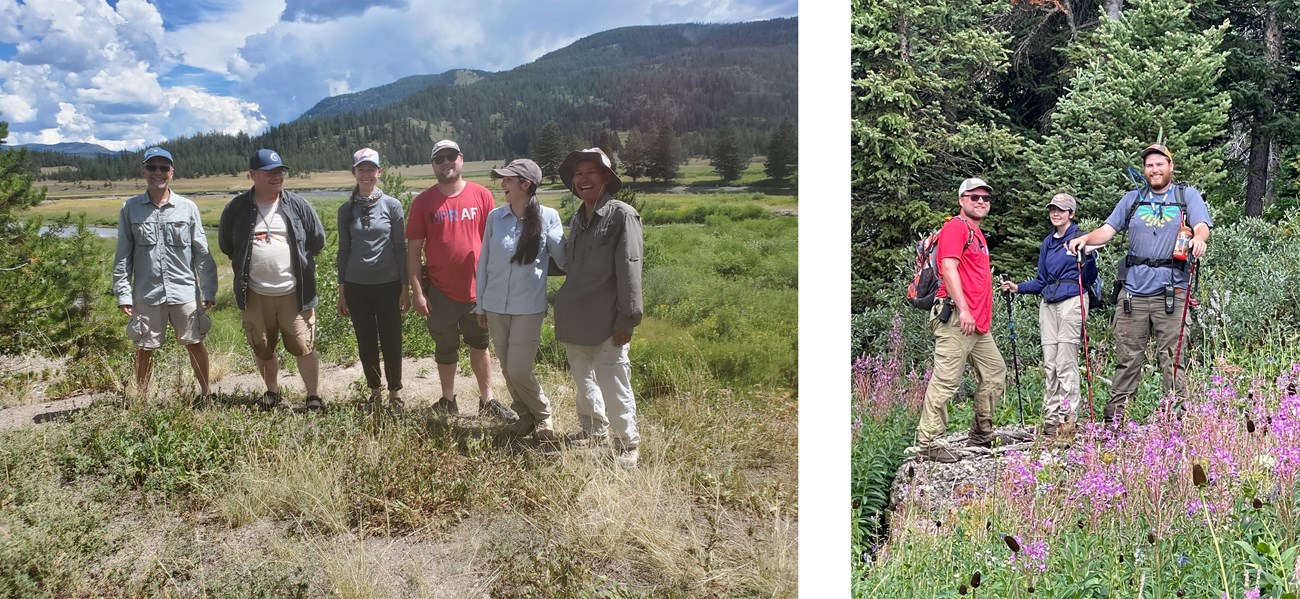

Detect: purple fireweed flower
[1245, 589, 1261, 599]
[1007, 539, 1049, 574]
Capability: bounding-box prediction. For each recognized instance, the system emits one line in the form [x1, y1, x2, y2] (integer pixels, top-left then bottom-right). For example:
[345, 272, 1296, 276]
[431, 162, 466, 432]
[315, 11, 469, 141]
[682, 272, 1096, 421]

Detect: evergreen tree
[1026, 0, 1231, 221]
[646, 125, 679, 182]
[850, 0, 1021, 309]
[0, 120, 43, 216]
[710, 126, 747, 182]
[763, 121, 797, 183]
[531, 121, 565, 183]
[622, 128, 649, 182]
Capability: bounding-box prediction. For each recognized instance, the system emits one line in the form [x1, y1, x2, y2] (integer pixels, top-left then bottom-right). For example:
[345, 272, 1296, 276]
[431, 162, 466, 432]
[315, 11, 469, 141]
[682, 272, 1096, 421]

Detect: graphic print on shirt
[432, 206, 481, 223]
[1137, 203, 1180, 227]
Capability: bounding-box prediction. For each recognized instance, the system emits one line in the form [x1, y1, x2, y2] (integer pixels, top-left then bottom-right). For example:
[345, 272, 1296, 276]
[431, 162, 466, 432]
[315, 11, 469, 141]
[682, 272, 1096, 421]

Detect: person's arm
[390, 198, 409, 311]
[408, 239, 428, 316]
[336, 204, 351, 317]
[191, 205, 217, 306]
[612, 209, 644, 345]
[939, 256, 976, 335]
[111, 204, 135, 315]
[217, 199, 236, 260]
[475, 213, 493, 317]
[304, 200, 326, 257]
[545, 208, 566, 271]
[1066, 224, 1118, 255]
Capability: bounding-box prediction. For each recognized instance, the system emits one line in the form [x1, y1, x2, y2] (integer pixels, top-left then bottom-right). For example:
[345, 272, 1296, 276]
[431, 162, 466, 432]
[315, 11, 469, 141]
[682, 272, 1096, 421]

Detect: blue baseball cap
[141, 147, 173, 164]
[250, 149, 288, 171]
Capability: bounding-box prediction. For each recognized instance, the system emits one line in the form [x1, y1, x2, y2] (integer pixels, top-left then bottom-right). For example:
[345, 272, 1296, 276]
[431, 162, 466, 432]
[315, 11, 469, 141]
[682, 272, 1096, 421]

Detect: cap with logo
[250, 149, 288, 171]
[142, 147, 173, 164]
[1141, 143, 1172, 161]
[352, 148, 381, 168]
[430, 139, 461, 159]
[957, 177, 993, 199]
[491, 159, 543, 188]
[1046, 192, 1076, 212]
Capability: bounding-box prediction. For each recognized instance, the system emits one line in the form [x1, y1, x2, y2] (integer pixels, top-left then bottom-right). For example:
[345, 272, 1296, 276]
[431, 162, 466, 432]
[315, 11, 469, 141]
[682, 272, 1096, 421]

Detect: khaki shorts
[127, 301, 208, 349]
[241, 290, 315, 360]
[424, 283, 489, 364]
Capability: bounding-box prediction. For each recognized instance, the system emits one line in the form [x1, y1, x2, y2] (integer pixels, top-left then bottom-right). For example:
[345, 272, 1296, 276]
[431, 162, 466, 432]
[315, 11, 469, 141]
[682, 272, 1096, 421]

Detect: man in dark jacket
[219, 149, 327, 411]
[553, 147, 644, 469]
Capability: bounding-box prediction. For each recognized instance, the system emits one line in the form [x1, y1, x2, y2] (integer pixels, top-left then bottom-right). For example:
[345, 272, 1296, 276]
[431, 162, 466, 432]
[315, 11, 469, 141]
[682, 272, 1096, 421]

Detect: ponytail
[511, 182, 543, 265]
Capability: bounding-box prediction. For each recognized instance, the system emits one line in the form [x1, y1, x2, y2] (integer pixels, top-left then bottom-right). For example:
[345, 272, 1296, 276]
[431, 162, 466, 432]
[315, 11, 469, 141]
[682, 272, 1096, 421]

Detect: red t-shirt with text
[934, 216, 992, 333]
[406, 181, 495, 303]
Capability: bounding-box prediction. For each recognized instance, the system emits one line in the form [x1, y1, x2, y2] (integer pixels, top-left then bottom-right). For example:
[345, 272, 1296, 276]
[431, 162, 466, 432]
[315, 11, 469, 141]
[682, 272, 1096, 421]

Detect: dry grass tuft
[215, 445, 349, 534]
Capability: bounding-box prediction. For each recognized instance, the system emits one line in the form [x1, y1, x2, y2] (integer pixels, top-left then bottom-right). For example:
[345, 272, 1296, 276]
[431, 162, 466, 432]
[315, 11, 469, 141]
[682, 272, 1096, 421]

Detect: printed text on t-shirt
[432, 207, 481, 223]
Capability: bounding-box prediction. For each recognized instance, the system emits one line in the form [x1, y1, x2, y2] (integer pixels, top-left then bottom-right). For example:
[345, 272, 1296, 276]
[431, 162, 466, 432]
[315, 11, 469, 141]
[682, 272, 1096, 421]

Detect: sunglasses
[361, 205, 372, 229]
[144, 164, 172, 173]
[964, 193, 993, 203]
[433, 152, 460, 165]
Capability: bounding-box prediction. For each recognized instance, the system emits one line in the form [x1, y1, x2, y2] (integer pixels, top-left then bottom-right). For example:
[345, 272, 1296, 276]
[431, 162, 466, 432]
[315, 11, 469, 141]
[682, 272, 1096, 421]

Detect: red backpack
[905, 218, 973, 311]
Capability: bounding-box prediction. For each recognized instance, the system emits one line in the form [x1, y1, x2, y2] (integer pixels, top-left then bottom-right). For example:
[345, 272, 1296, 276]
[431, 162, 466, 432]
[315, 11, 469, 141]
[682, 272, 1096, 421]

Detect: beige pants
[915, 301, 1007, 448]
[1039, 296, 1081, 426]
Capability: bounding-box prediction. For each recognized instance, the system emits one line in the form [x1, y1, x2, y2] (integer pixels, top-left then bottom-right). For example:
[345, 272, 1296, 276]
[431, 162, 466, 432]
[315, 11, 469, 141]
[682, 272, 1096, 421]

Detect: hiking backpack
[905, 219, 974, 311]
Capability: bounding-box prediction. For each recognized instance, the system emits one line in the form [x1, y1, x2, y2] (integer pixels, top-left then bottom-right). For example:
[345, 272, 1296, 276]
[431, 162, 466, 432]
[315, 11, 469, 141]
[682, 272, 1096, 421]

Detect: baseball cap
[250, 149, 288, 171]
[1046, 192, 1076, 212]
[491, 158, 543, 187]
[957, 177, 992, 198]
[431, 139, 461, 158]
[352, 148, 381, 168]
[141, 147, 173, 164]
[559, 147, 623, 195]
[1141, 143, 1172, 161]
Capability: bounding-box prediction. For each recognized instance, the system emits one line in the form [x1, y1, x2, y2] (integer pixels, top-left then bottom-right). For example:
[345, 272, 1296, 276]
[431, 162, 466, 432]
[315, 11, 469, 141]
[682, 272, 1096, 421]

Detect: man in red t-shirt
[407, 139, 517, 421]
[914, 177, 1008, 463]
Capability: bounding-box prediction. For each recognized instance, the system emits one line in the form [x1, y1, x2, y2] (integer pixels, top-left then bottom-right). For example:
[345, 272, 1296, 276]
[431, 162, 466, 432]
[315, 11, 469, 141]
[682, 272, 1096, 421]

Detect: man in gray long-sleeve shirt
[111, 147, 217, 401]
[554, 147, 644, 469]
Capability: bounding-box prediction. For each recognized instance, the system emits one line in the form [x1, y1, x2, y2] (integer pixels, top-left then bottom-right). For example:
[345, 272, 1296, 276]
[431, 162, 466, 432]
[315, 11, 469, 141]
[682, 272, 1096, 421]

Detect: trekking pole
[1172, 257, 1198, 394]
[1075, 250, 1097, 423]
[1001, 275, 1025, 425]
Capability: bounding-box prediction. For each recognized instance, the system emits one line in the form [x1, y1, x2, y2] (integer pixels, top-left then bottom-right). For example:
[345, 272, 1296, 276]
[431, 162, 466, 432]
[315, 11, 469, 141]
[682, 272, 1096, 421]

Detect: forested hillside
[27, 18, 797, 181]
[852, 0, 1300, 350]
[297, 70, 488, 120]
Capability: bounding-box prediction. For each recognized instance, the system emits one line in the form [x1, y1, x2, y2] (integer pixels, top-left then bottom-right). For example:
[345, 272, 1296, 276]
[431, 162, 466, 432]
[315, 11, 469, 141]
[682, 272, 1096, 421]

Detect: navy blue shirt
[1016, 223, 1098, 303]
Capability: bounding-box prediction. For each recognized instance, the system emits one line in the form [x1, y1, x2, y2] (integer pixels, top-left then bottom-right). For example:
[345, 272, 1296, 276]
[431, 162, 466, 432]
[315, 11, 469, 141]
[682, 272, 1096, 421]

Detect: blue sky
[0, 0, 798, 150]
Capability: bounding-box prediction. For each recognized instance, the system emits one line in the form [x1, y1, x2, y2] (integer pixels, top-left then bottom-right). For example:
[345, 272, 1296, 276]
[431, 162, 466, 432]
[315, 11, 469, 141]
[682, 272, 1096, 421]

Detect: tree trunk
[1104, 0, 1123, 20]
[1245, 3, 1282, 217]
[1245, 126, 1270, 217]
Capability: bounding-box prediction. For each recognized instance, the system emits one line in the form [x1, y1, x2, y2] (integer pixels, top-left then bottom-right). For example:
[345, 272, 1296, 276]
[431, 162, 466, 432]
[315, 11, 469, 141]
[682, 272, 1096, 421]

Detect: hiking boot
[616, 448, 640, 470]
[967, 432, 1023, 449]
[305, 395, 324, 412]
[508, 416, 537, 437]
[1038, 423, 1059, 441]
[434, 396, 458, 415]
[1055, 421, 1077, 446]
[388, 389, 404, 415]
[921, 446, 961, 463]
[258, 390, 283, 412]
[566, 430, 608, 447]
[480, 399, 519, 423]
[191, 392, 213, 409]
[534, 428, 559, 444]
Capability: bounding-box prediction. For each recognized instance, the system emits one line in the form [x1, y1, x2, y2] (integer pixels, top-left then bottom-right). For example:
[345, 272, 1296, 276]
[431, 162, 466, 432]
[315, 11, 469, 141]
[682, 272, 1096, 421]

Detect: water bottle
[1172, 223, 1192, 260]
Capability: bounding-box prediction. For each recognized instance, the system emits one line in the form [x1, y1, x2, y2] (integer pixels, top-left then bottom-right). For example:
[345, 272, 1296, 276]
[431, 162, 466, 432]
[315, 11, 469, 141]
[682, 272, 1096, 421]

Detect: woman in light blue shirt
[476, 158, 565, 441]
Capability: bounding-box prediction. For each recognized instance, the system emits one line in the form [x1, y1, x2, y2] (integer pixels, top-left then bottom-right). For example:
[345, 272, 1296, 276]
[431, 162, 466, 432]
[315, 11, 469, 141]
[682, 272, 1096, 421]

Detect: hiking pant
[1040, 296, 1081, 426]
[915, 301, 1007, 448]
[1108, 289, 1189, 423]
[344, 280, 404, 392]
[564, 338, 639, 450]
[486, 312, 551, 428]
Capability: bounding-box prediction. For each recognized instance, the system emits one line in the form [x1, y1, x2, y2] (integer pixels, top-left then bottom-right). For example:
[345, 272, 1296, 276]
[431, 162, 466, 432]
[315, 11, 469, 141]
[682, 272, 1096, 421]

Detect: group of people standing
[913, 142, 1212, 463]
[111, 139, 645, 468]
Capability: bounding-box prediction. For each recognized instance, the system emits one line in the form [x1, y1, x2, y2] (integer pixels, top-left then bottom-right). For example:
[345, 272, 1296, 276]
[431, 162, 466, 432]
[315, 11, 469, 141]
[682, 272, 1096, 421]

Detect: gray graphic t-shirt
[1104, 185, 1212, 296]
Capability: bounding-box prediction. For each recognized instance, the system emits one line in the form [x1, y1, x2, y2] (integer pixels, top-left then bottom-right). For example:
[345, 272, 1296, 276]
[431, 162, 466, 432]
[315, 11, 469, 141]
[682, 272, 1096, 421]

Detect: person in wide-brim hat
[559, 147, 623, 198]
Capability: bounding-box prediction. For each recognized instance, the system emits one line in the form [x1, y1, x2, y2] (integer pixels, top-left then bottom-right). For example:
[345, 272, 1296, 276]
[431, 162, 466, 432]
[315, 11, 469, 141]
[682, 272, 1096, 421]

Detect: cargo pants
[1107, 289, 1190, 424]
[915, 300, 1007, 448]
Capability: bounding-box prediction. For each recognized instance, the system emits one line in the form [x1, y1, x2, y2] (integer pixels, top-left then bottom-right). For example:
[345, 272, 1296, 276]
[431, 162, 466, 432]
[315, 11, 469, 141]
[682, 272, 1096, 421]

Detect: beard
[436, 166, 460, 184]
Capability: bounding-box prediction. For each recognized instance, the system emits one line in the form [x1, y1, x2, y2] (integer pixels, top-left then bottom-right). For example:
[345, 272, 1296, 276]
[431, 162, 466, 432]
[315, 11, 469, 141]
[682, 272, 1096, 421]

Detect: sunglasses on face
[145, 164, 172, 173]
[361, 205, 372, 229]
[433, 152, 460, 165]
[964, 193, 993, 203]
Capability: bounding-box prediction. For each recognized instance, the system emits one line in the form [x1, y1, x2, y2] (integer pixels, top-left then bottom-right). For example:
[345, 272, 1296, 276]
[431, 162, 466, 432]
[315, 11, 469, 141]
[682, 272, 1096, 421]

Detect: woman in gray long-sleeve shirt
[336, 148, 409, 411]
